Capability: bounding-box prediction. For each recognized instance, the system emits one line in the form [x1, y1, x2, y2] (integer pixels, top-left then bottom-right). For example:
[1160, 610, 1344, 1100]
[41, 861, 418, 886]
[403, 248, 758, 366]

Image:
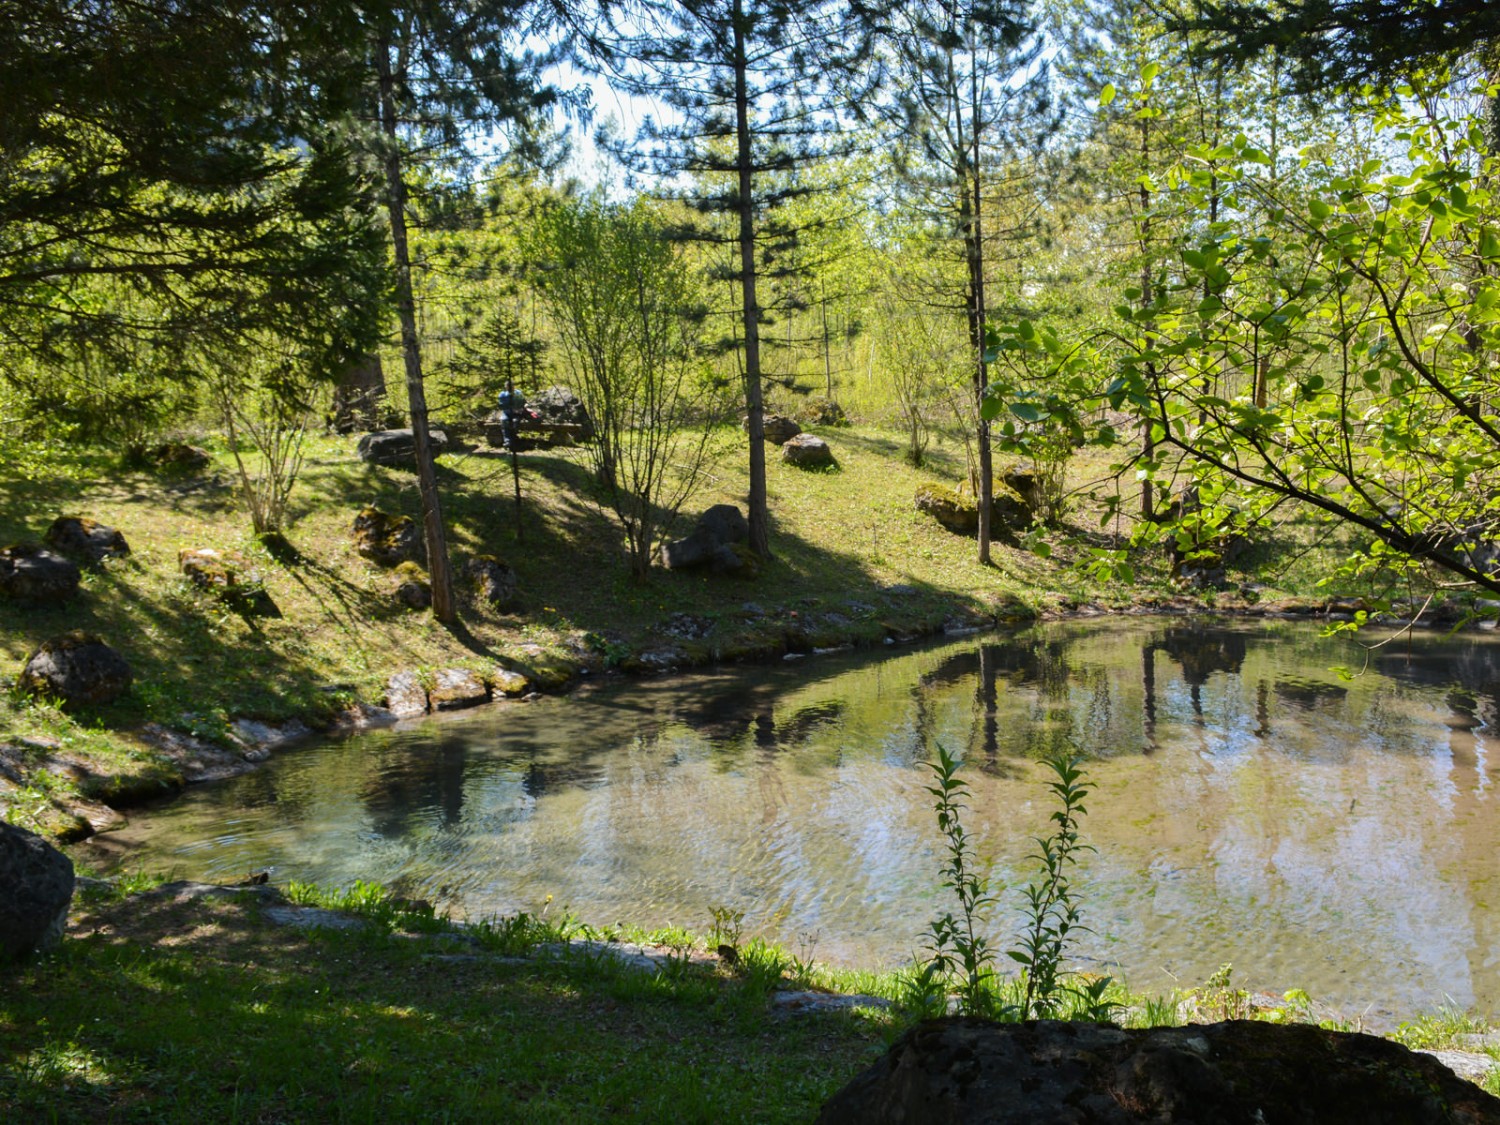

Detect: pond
[88, 616, 1500, 1022]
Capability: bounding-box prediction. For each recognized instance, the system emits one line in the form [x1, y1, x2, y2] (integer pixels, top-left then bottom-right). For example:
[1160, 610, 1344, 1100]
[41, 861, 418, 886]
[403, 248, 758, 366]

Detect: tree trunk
[331, 355, 386, 433]
[377, 35, 456, 623]
[1138, 112, 1156, 523]
[733, 0, 770, 559]
[965, 57, 993, 565]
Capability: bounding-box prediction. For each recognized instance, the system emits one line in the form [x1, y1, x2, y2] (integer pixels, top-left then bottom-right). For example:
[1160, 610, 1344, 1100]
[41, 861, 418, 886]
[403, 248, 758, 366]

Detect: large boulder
[179, 547, 259, 592]
[914, 484, 1032, 537]
[752, 414, 802, 445]
[817, 1017, 1500, 1125]
[0, 821, 75, 961]
[145, 442, 210, 472]
[352, 508, 422, 567]
[385, 671, 428, 718]
[465, 555, 520, 611]
[529, 386, 596, 441]
[915, 484, 978, 534]
[355, 428, 450, 468]
[1002, 462, 1046, 512]
[782, 433, 834, 468]
[428, 668, 489, 711]
[0, 545, 80, 603]
[44, 517, 130, 567]
[795, 396, 848, 427]
[663, 504, 750, 572]
[19, 632, 132, 707]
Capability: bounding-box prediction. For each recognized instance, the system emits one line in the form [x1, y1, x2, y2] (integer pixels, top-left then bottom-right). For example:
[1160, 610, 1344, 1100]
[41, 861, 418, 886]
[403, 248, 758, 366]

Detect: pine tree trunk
[732, 0, 770, 559]
[964, 60, 993, 566]
[377, 36, 456, 623]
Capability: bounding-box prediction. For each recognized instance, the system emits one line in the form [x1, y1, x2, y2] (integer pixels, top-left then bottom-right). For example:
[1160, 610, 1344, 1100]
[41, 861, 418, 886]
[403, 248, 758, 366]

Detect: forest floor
[0, 419, 1402, 841]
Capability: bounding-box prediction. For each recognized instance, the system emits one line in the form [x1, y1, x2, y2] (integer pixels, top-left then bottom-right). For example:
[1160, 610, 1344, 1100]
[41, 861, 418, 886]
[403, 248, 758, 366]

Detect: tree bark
[376, 34, 456, 623]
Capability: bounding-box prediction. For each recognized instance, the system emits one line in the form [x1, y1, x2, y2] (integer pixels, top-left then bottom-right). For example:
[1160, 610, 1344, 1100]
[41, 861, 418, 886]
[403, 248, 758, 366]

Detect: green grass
[6, 881, 1496, 1123]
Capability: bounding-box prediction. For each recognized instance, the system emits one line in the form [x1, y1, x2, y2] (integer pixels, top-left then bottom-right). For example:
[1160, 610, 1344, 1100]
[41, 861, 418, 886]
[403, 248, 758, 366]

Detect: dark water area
[88, 616, 1500, 1022]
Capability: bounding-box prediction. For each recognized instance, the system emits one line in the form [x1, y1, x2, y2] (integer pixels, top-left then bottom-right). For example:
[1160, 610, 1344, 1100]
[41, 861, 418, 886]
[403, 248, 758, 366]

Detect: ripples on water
[90, 617, 1500, 1020]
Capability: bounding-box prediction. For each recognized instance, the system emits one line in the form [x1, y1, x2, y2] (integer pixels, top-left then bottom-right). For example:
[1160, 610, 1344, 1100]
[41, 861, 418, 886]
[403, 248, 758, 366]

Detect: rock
[914, 484, 1031, 536]
[663, 504, 750, 571]
[753, 414, 802, 445]
[782, 433, 834, 467]
[352, 508, 422, 567]
[178, 547, 259, 592]
[915, 484, 978, 534]
[0, 821, 74, 961]
[44, 517, 130, 566]
[816, 1018, 1500, 1125]
[795, 396, 848, 427]
[466, 555, 520, 611]
[19, 632, 132, 707]
[529, 385, 596, 441]
[1002, 463, 1045, 511]
[990, 482, 1033, 533]
[145, 442, 210, 472]
[489, 668, 531, 697]
[395, 574, 432, 610]
[228, 719, 309, 753]
[385, 671, 429, 718]
[355, 428, 450, 467]
[428, 668, 489, 711]
[0, 544, 81, 603]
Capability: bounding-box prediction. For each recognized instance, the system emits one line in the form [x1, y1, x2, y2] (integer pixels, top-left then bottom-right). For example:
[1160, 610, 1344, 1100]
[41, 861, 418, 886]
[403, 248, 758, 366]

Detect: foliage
[1009, 753, 1108, 1019]
[987, 67, 1500, 598]
[918, 744, 1113, 1021]
[920, 742, 1001, 1016]
[527, 195, 735, 578]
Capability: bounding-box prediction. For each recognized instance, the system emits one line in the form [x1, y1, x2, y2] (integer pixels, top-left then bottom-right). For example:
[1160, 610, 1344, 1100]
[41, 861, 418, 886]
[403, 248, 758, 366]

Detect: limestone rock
[385, 671, 429, 718]
[663, 504, 750, 572]
[795, 396, 848, 427]
[490, 668, 532, 697]
[179, 547, 260, 592]
[44, 517, 130, 566]
[530, 385, 596, 440]
[754, 414, 802, 445]
[352, 508, 422, 567]
[355, 428, 450, 467]
[817, 1017, 1500, 1125]
[466, 555, 520, 611]
[1002, 462, 1045, 512]
[914, 484, 1031, 536]
[915, 484, 978, 534]
[428, 668, 489, 711]
[19, 632, 132, 707]
[782, 433, 834, 467]
[146, 442, 210, 472]
[0, 545, 80, 603]
[0, 821, 74, 961]
[395, 575, 432, 610]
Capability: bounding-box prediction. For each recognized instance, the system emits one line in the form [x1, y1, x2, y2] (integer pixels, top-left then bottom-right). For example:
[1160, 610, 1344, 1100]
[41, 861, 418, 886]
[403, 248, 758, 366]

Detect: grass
[5, 879, 1497, 1123]
[0, 886, 891, 1123]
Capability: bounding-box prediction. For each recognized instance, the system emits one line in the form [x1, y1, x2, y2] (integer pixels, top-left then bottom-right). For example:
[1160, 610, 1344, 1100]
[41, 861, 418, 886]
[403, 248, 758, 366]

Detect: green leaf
[1141, 62, 1161, 83]
[1308, 199, 1330, 221]
[1099, 83, 1116, 107]
[1482, 230, 1500, 259]
[1010, 402, 1044, 423]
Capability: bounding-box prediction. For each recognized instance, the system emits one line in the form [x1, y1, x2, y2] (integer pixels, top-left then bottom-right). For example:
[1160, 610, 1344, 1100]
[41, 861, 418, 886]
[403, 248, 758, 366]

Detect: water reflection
[89, 617, 1500, 1021]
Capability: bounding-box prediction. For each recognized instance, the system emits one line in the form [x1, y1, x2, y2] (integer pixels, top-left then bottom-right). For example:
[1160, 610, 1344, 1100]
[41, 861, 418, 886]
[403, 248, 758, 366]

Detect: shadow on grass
[0, 889, 886, 1123]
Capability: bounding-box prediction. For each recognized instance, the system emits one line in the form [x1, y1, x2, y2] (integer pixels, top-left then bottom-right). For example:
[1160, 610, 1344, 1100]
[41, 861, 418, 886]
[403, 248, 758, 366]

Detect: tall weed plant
[916, 745, 1115, 1021]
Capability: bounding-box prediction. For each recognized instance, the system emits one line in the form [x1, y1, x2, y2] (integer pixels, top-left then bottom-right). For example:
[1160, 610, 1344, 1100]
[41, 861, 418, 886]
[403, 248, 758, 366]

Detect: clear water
[87, 617, 1500, 1022]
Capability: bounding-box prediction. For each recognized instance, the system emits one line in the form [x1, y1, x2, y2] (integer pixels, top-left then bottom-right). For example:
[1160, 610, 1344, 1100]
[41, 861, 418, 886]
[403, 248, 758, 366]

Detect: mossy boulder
[465, 555, 519, 611]
[795, 396, 848, 427]
[392, 561, 431, 610]
[44, 517, 130, 567]
[914, 484, 978, 534]
[428, 668, 489, 711]
[353, 508, 422, 567]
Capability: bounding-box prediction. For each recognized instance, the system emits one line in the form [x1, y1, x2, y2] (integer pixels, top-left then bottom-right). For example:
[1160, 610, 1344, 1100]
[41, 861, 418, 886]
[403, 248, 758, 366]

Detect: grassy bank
[0, 422, 1383, 842]
[3, 878, 1497, 1123]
